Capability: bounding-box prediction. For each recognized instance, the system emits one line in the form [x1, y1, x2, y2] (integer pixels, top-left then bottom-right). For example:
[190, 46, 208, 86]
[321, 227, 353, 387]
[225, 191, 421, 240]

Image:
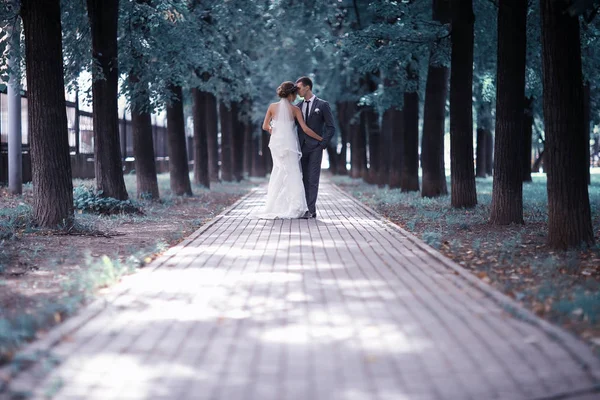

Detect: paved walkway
[2, 179, 600, 400]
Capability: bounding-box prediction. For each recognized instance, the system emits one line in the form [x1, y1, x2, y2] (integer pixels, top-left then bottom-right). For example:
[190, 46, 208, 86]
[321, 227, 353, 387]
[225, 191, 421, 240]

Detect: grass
[0, 172, 254, 368]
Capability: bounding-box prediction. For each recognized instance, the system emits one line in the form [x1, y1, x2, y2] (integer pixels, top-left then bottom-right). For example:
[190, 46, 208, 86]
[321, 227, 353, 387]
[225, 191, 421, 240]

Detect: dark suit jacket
[295, 97, 335, 153]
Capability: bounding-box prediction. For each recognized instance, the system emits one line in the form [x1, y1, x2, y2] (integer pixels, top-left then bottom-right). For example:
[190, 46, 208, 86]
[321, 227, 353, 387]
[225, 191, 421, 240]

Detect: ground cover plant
[333, 173, 600, 354]
[0, 174, 256, 364]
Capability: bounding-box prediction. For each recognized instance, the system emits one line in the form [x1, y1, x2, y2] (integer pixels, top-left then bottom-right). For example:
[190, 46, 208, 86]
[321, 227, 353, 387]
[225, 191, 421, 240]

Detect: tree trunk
[130, 77, 159, 199]
[87, 0, 128, 200]
[243, 116, 253, 177]
[166, 85, 192, 196]
[192, 88, 210, 188]
[219, 101, 233, 181]
[485, 130, 494, 175]
[475, 128, 487, 178]
[350, 105, 366, 179]
[21, 0, 74, 227]
[583, 81, 591, 185]
[402, 91, 420, 192]
[490, 0, 526, 225]
[364, 107, 380, 184]
[422, 0, 449, 198]
[232, 101, 245, 182]
[475, 101, 492, 178]
[205, 92, 219, 182]
[251, 127, 266, 177]
[336, 101, 350, 175]
[421, 64, 449, 197]
[522, 96, 534, 182]
[387, 108, 404, 189]
[380, 107, 393, 186]
[449, 0, 477, 208]
[540, 0, 594, 248]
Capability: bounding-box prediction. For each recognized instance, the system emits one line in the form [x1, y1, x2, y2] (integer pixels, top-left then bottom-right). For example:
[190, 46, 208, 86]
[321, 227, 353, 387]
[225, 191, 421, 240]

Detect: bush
[73, 186, 142, 215]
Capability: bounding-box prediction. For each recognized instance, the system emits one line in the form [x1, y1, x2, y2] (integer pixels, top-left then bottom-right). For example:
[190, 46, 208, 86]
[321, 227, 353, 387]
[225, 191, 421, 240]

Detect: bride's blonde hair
[276, 81, 298, 98]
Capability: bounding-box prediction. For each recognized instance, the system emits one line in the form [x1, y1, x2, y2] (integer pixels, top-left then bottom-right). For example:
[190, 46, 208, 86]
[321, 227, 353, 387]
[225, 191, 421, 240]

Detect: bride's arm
[262, 104, 274, 133]
[293, 107, 323, 141]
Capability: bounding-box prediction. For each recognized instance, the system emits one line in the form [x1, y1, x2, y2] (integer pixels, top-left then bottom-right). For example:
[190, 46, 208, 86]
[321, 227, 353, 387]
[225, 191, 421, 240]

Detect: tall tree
[449, 0, 477, 208]
[130, 82, 159, 199]
[126, 0, 159, 200]
[540, 0, 594, 248]
[386, 108, 403, 189]
[522, 96, 534, 182]
[87, 0, 128, 200]
[166, 85, 193, 196]
[21, 0, 74, 226]
[421, 0, 450, 198]
[490, 0, 527, 225]
[192, 88, 210, 188]
[205, 92, 220, 182]
[401, 55, 420, 192]
[220, 101, 233, 182]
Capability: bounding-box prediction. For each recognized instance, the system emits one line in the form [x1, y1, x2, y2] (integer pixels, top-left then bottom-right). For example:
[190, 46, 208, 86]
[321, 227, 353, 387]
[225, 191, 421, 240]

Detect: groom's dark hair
[295, 76, 313, 90]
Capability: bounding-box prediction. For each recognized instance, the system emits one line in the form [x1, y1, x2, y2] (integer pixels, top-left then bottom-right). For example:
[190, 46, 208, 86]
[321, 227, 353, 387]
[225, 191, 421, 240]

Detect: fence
[0, 90, 172, 183]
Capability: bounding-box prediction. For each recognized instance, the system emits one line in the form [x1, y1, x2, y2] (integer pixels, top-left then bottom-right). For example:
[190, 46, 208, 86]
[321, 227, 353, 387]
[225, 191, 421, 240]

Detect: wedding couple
[256, 76, 335, 220]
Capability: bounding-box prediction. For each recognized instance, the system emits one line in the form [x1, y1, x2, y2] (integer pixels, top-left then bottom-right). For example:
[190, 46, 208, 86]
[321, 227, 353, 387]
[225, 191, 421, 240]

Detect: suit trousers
[301, 146, 323, 214]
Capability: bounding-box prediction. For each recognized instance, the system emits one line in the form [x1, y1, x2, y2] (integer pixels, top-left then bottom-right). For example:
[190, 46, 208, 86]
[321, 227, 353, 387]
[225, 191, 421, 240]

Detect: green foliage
[0, 204, 35, 240]
[73, 185, 142, 215]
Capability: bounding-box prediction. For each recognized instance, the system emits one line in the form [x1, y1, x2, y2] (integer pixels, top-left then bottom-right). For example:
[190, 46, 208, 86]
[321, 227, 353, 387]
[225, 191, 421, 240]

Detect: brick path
[3, 179, 600, 400]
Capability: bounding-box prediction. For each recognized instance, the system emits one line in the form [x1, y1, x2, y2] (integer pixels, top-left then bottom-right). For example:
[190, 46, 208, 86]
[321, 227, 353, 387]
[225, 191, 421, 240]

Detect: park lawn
[333, 172, 600, 355]
[0, 173, 257, 364]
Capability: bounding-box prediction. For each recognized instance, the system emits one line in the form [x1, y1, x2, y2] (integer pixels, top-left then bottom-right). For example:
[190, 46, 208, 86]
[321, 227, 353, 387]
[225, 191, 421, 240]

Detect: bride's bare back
[262, 100, 323, 142]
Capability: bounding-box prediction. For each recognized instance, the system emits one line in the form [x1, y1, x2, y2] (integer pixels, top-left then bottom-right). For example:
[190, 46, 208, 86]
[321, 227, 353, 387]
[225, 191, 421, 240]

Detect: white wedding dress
[254, 99, 308, 219]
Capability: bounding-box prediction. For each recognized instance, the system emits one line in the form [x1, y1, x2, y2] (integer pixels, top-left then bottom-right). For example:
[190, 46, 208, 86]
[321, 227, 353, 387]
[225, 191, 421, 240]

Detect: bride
[255, 81, 323, 219]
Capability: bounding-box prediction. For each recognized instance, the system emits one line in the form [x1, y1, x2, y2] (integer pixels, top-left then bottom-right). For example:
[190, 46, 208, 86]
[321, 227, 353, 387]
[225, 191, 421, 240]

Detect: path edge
[330, 182, 600, 383]
[0, 188, 256, 393]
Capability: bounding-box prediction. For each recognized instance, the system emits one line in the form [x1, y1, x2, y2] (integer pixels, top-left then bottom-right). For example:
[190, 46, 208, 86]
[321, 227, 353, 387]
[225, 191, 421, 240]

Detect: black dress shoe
[309, 212, 317, 219]
[300, 211, 311, 219]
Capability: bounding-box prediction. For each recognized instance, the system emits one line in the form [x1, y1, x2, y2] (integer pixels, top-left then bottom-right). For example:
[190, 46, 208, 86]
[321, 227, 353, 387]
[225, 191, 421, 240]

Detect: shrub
[73, 186, 142, 215]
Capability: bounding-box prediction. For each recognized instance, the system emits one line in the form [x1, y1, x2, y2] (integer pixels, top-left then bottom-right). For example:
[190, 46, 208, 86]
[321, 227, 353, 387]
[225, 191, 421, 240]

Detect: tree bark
[192, 88, 210, 188]
[449, 0, 477, 208]
[583, 81, 591, 185]
[251, 127, 266, 177]
[364, 107, 381, 184]
[350, 105, 366, 179]
[219, 101, 233, 181]
[540, 0, 594, 248]
[380, 107, 393, 186]
[522, 96, 534, 182]
[204, 92, 219, 182]
[421, 64, 449, 197]
[402, 91, 420, 192]
[485, 130, 494, 175]
[232, 101, 245, 182]
[87, 0, 128, 200]
[130, 78, 159, 199]
[387, 108, 404, 189]
[243, 115, 253, 177]
[21, 0, 74, 227]
[490, 0, 527, 225]
[422, 0, 450, 198]
[336, 101, 350, 175]
[475, 101, 492, 178]
[166, 85, 192, 196]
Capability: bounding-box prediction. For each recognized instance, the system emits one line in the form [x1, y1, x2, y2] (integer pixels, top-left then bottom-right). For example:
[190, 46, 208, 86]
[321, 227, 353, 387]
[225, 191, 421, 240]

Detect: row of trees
[0, 0, 598, 250]
[333, 0, 598, 249]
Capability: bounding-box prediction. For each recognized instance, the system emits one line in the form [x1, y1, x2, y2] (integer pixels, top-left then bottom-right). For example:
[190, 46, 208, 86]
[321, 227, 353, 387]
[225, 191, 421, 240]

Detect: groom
[295, 76, 335, 219]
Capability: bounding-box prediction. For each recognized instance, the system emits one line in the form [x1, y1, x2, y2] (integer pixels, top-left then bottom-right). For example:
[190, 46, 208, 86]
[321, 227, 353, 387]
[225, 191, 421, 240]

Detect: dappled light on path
[5, 179, 600, 400]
